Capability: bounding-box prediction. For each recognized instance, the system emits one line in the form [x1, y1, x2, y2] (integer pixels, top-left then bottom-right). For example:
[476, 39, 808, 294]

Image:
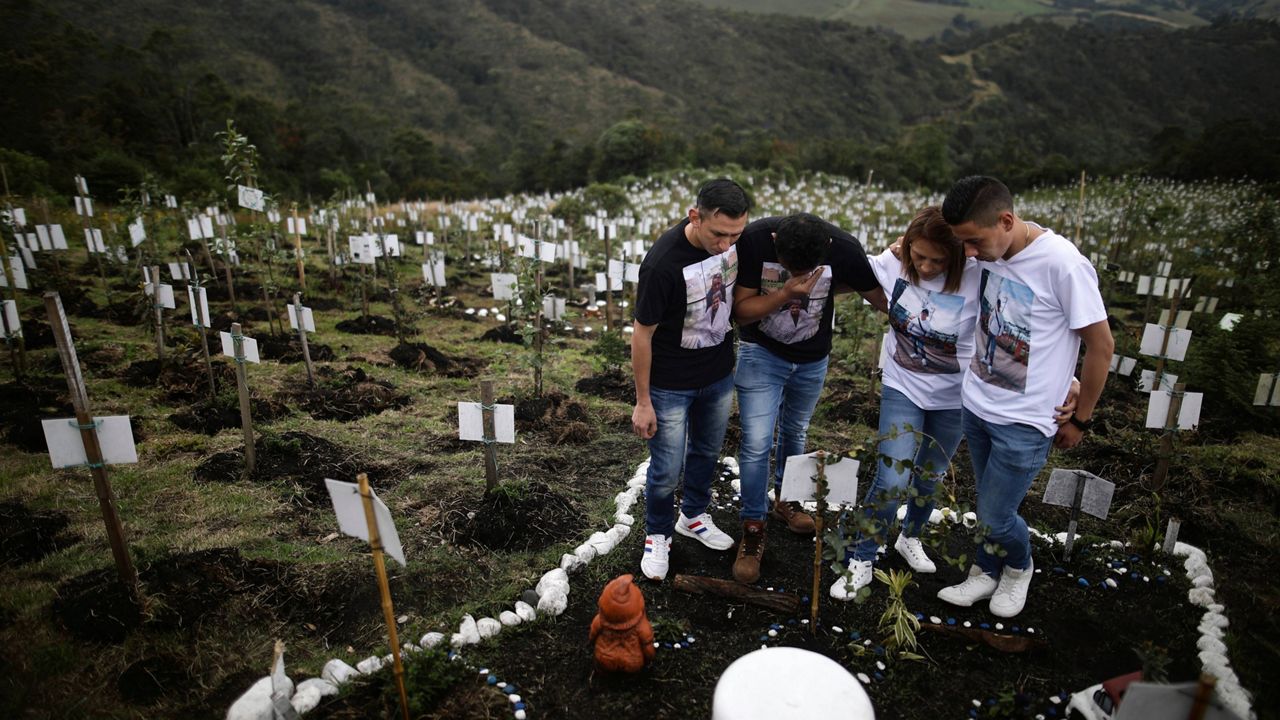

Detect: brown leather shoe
[771, 499, 816, 534]
[732, 520, 767, 584]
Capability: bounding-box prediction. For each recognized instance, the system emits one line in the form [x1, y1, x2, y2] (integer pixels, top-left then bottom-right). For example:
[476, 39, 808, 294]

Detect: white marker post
[42, 291, 140, 602]
[1, 298, 20, 377]
[185, 250, 217, 397]
[324, 474, 410, 720]
[289, 293, 315, 388]
[147, 266, 165, 365]
[0, 193, 27, 376]
[290, 203, 306, 291]
[1150, 382, 1199, 492]
[225, 322, 258, 474]
[458, 379, 516, 493]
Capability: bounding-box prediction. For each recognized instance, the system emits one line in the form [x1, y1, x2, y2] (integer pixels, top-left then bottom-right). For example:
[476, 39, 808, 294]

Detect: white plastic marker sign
[1137, 370, 1178, 393]
[1145, 390, 1203, 431]
[168, 262, 191, 281]
[1254, 374, 1280, 407]
[1109, 354, 1137, 376]
[237, 185, 266, 212]
[147, 284, 176, 310]
[324, 478, 406, 567]
[490, 273, 518, 301]
[41, 416, 138, 468]
[1139, 323, 1191, 362]
[542, 296, 565, 320]
[287, 217, 307, 235]
[187, 286, 210, 326]
[128, 218, 146, 246]
[220, 331, 261, 363]
[458, 402, 515, 444]
[422, 258, 446, 288]
[287, 303, 315, 333]
[2, 299, 20, 337]
[0, 256, 28, 289]
[780, 452, 860, 507]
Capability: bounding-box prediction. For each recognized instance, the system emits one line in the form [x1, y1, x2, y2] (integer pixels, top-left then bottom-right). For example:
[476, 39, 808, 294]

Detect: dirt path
[940, 51, 1003, 111]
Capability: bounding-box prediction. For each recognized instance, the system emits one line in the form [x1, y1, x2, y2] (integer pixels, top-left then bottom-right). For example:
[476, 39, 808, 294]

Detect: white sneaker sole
[675, 523, 734, 551]
[937, 584, 996, 607]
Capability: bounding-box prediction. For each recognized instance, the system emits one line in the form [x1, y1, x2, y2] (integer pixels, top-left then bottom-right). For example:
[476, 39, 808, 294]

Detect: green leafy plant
[875, 568, 923, 659]
[397, 646, 469, 716]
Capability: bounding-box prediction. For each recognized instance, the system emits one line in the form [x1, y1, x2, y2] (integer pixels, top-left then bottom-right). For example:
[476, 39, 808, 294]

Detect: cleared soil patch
[335, 315, 405, 337]
[0, 500, 80, 566]
[169, 391, 289, 435]
[479, 323, 523, 345]
[257, 333, 337, 364]
[123, 353, 239, 402]
[440, 480, 583, 552]
[0, 379, 70, 453]
[575, 368, 633, 403]
[286, 366, 410, 421]
[389, 342, 481, 377]
[513, 390, 596, 445]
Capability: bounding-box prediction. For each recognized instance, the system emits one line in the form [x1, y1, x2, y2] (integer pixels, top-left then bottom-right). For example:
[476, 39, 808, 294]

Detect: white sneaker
[829, 559, 874, 601]
[641, 534, 671, 581]
[675, 512, 735, 551]
[894, 533, 937, 574]
[989, 558, 1034, 618]
[937, 565, 998, 607]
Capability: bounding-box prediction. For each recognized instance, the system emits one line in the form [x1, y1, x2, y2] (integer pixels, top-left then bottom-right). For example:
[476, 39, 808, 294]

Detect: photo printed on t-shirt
[681, 247, 738, 349]
[757, 263, 831, 346]
[972, 269, 1033, 393]
[888, 278, 964, 374]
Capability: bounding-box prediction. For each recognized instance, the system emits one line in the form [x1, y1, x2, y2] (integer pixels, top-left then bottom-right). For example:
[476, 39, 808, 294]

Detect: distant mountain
[1, 0, 1277, 198]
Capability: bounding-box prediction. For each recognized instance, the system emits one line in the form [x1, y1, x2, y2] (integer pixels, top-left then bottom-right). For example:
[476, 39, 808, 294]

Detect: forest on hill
[1, 0, 1277, 200]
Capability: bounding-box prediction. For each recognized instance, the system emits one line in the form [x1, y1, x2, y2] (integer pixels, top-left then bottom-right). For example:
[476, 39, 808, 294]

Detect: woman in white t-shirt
[831, 206, 980, 601]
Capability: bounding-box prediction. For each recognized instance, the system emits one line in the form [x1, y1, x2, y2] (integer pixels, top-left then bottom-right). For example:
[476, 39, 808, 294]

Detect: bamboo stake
[481, 379, 499, 493]
[603, 223, 615, 331]
[44, 291, 140, 601]
[293, 292, 315, 388]
[1151, 382, 1186, 493]
[356, 472, 411, 720]
[150, 265, 165, 366]
[218, 214, 237, 310]
[810, 451, 827, 634]
[291, 204, 306, 290]
[186, 250, 217, 398]
[534, 222, 545, 398]
[231, 321, 256, 475]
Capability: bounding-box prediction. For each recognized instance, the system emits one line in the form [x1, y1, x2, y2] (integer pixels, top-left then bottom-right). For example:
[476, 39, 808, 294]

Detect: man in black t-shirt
[632, 179, 750, 582]
[730, 213, 887, 583]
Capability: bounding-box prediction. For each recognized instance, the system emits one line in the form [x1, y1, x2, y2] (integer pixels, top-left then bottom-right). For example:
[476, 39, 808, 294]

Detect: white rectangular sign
[1145, 390, 1203, 431]
[542, 296, 565, 320]
[779, 452, 860, 507]
[324, 478, 406, 567]
[168, 262, 191, 281]
[154, 284, 176, 309]
[1137, 370, 1178, 393]
[287, 304, 315, 333]
[1108, 354, 1137, 376]
[237, 185, 265, 212]
[491, 273, 518, 301]
[1253, 374, 1280, 407]
[458, 402, 515, 444]
[287, 217, 307, 235]
[49, 224, 67, 250]
[220, 331, 260, 363]
[422, 260, 446, 288]
[187, 286, 210, 326]
[0, 256, 28, 289]
[128, 218, 146, 246]
[42, 416, 138, 468]
[1139, 323, 1191, 361]
[1, 299, 20, 338]
[1156, 309, 1192, 329]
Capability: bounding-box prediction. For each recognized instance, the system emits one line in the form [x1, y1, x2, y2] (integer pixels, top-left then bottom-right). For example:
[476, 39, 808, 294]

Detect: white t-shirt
[869, 248, 980, 411]
[961, 225, 1108, 436]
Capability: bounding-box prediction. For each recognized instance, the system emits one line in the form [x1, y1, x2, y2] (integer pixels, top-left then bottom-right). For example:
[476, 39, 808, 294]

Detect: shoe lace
[741, 527, 764, 557]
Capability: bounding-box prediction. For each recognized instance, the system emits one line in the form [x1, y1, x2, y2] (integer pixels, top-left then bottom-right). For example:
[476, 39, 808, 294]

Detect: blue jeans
[644, 373, 735, 537]
[735, 342, 829, 520]
[848, 386, 963, 562]
[962, 407, 1053, 577]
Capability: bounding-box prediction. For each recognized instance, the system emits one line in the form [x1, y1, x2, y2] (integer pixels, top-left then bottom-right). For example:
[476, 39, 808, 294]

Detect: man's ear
[688, 207, 700, 225]
[999, 211, 1017, 233]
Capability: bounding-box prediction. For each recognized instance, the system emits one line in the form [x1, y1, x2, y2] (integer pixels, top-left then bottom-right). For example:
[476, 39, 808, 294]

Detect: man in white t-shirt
[935, 176, 1115, 619]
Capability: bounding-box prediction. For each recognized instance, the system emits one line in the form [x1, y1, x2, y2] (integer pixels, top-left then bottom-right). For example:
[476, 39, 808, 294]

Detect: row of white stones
[226, 457, 655, 720]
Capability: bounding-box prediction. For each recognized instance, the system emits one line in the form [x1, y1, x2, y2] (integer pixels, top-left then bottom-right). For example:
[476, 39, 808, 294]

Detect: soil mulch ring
[123, 353, 238, 402]
[283, 365, 411, 421]
[192, 430, 409, 505]
[257, 333, 337, 364]
[39, 343, 125, 376]
[438, 480, 584, 552]
[0, 500, 80, 566]
[479, 323, 524, 345]
[512, 390, 596, 444]
[169, 391, 289, 435]
[389, 342, 481, 377]
[575, 367, 633, 403]
[819, 377, 880, 426]
[335, 315, 408, 337]
[0, 378, 145, 452]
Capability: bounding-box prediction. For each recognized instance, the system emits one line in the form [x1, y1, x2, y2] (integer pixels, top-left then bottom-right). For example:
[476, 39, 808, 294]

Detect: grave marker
[288, 293, 316, 387]
[1042, 469, 1115, 560]
[223, 322, 259, 474]
[458, 379, 515, 493]
[781, 451, 860, 632]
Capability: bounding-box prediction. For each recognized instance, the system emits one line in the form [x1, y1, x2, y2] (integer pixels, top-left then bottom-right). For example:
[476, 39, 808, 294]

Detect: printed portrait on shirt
[756, 263, 832, 345]
[972, 269, 1034, 393]
[888, 278, 965, 374]
[681, 247, 739, 349]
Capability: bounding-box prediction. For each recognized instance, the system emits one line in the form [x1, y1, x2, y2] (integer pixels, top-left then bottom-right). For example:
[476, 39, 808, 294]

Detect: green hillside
[1, 0, 1277, 199]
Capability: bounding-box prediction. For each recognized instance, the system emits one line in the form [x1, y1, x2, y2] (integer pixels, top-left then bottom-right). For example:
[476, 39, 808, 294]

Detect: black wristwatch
[1068, 414, 1093, 432]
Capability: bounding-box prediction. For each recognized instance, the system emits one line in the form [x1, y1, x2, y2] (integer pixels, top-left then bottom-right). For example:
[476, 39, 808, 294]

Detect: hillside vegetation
[1, 0, 1278, 198]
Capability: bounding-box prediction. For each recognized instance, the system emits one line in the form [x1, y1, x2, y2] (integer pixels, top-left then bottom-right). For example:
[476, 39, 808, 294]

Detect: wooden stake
[1188, 673, 1217, 720]
[356, 472, 411, 720]
[293, 292, 315, 388]
[534, 223, 545, 398]
[1151, 382, 1186, 493]
[672, 574, 800, 613]
[218, 217, 238, 310]
[481, 379, 499, 493]
[43, 291, 140, 601]
[566, 227, 576, 301]
[231, 321, 256, 475]
[603, 223, 615, 331]
[185, 250, 217, 398]
[1152, 284, 1189, 392]
[150, 265, 165, 366]
[810, 451, 827, 634]
[291, 204, 306, 290]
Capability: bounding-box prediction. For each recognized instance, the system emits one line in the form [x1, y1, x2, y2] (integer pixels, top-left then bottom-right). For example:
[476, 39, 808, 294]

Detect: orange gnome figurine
[589, 574, 656, 673]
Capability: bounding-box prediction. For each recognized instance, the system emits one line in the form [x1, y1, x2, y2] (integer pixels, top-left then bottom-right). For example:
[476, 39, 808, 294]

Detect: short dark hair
[942, 176, 1013, 227]
[695, 178, 751, 219]
[774, 213, 831, 273]
[902, 205, 965, 294]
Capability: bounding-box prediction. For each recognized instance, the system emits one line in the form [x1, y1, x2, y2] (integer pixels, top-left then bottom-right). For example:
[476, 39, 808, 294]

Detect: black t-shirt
[634, 219, 738, 390]
[735, 216, 878, 363]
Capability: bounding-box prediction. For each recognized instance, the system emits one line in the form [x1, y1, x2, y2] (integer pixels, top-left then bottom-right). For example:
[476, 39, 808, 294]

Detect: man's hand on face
[783, 268, 822, 300]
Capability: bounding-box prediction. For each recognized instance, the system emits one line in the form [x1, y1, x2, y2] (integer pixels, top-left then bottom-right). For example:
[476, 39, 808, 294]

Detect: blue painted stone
[759, 635, 768, 642]
[1052, 566, 1066, 575]
[1111, 560, 1123, 568]
[1011, 626, 1020, 633]
[873, 645, 886, 656]
[980, 623, 991, 630]
[487, 675, 498, 685]
[801, 596, 810, 604]
[1156, 575, 1167, 584]
[1077, 577, 1091, 588]
[515, 702, 526, 710]
[874, 672, 884, 680]
[1048, 707, 1058, 717]
[946, 618, 957, 625]
[788, 619, 798, 625]
[1130, 572, 1140, 580]
[987, 698, 997, 705]
[849, 630, 861, 640]
[506, 684, 518, 694]
[1129, 554, 1141, 563]
[969, 711, 978, 719]
[663, 642, 672, 648]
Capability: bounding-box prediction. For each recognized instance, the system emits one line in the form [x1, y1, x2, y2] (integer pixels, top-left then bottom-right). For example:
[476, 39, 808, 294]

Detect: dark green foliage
[397, 647, 469, 716]
[589, 329, 629, 375]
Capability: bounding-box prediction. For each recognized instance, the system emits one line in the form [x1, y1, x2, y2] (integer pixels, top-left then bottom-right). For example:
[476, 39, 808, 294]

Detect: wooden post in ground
[356, 472, 411, 720]
[603, 223, 615, 331]
[292, 292, 315, 388]
[566, 227, 576, 302]
[291, 204, 306, 291]
[326, 222, 337, 289]
[218, 214, 238, 311]
[481, 379, 499, 494]
[44, 291, 140, 602]
[1151, 382, 1186, 493]
[150, 265, 165, 366]
[810, 451, 827, 635]
[534, 222, 545, 398]
[231, 321, 256, 475]
[185, 250, 216, 398]
[0, 211, 27, 377]
[1151, 281, 1191, 392]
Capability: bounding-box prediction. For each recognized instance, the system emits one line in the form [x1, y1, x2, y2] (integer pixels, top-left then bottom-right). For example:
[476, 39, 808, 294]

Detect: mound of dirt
[0, 500, 80, 566]
[389, 342, 480, 377]
[574, 367, 633, 403]
[257, 334, 337, 364]
[513, 391, 596, 444]
[118, 655, 193, 706]
[43, 344, 125, 375]
[123, 354, 238, 402]
[192, 430, 396, 504]
[169, 392, 289, 435]
[289, 366, 410, 421]
[479, 323, 524, 345]
[0, 379, 70, 452]
[443, 481, 583, 552]
[335, 315, 403, 336]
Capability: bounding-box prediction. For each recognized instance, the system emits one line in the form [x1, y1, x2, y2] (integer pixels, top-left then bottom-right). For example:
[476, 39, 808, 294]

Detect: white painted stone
[588, 530, 617, 555]
[561, 553, 586, 573]
[1197, 636, 1228, 656]
[962, 511, 978, 529]
[500, 610, 522, 627]
[296, 678, 338, 698]
[538, 587, 568, 616]
[721, 456, 739, 473]
[356, 656, 383, 674]
[614, 511, 635, 526]
[321, 659, 359, 686]
[225, 676, 276, 720]
[574, 543, 598, 563]
[857, 672, 871, 684]
[515, 601, 537, 623]
[476, 617, 503, 639]
[608, 523, 630, 542]
[419, 632, 445, 649]
[1188, 587, 1216, 605]
[1192, 574, 1213, 588]
[537, 568, 571, 597]
[452, 615, 481, 647]
[615, 491, 636, 514]
[290, 682, 323, 714]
